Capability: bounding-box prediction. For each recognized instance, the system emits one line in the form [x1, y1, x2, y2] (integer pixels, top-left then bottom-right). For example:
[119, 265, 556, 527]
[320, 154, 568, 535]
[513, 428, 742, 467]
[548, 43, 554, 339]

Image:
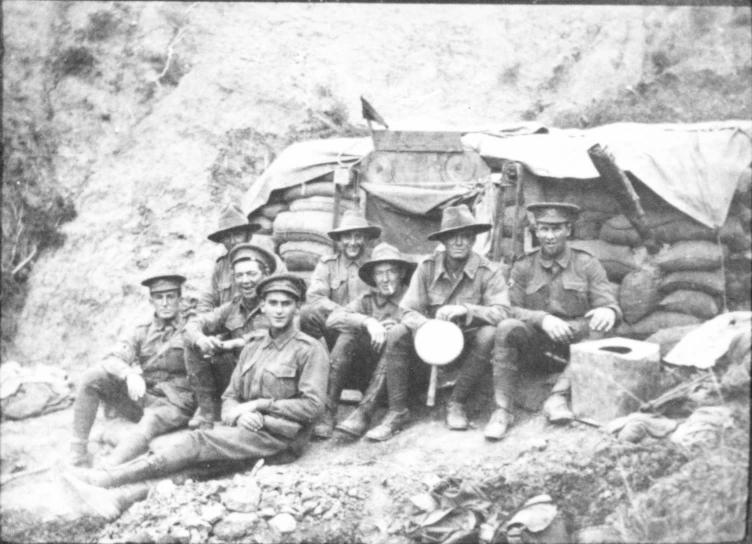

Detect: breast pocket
[218, 281, 234, 305]
[561, 279, 589, 317]
[262, 363, 298, 400]
[523, 282, 549, 311]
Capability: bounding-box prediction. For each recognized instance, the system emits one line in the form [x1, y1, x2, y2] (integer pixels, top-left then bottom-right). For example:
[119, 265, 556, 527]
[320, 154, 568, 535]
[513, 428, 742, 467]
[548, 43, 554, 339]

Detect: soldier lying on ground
[299, 210, 382, 347]
[494, 202, 622, 434]
[67, 273, 197, 468]
[183, 243, 276, 429]
[366, 204, 513, 442]
[61, 274, 328, 518]
[313, 243, 417, 439]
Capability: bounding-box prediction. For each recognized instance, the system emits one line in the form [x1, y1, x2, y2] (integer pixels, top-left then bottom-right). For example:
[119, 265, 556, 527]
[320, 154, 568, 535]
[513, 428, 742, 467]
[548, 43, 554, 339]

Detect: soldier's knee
[494, 318, 527, 346]
[78, 367, 110, 390]
[385, 324, 411, 349]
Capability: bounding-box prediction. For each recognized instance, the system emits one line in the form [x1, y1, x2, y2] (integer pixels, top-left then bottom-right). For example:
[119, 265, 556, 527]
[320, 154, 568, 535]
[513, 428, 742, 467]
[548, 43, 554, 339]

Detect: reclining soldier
[67, 273, 197, 468]
[366, 204, 513, 442]
[197, 203, 285, 314]
[300, 210, 381, 346]
[313, 242, 417, 439]
[494, 202, 622, 431]
[61, 274, 328, 516]
[183, 243, 276, 429]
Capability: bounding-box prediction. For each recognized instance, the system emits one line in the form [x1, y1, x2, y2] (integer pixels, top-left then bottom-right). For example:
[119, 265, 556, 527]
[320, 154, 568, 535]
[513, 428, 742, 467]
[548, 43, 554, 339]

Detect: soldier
[313, 243, 417, 439]
[366, 204, 513, 442]
[61, 274, 328, 518]
[67, 273, 197, 468]
[198, 204, 285, 314]
[183, 243, 276, 429]
[299, 210, 382, 345]
[493, 202, 622, 432]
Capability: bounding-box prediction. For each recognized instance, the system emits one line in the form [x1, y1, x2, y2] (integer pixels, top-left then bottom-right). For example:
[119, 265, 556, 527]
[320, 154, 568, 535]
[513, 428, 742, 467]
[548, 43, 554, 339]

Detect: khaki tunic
[306, 252, 371, 312]
[184, 295, 270, 347]
[326, 289, 406, 333]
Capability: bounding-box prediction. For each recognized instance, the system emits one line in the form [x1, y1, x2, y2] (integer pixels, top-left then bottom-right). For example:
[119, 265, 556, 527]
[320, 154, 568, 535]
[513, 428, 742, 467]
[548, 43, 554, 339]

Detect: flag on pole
[360, 96, 389, 129]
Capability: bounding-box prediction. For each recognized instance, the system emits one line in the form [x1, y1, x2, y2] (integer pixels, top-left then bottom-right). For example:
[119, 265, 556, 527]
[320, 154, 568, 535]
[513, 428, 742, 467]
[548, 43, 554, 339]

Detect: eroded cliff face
[3, 2, 750, 368]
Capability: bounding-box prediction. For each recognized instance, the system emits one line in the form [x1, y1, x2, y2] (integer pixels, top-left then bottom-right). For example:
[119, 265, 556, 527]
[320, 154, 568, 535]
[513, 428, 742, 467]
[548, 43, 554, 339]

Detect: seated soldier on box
[197, 203, 286, 314]
[61, 274, 328, 519]
[313, 242, 417, 439]
[366, 204, 513, 442]
[67, 273, 197, 468]
[299, 210, 382, 346]
[183, 243, 276, 429]
[494, 202, 622, 429]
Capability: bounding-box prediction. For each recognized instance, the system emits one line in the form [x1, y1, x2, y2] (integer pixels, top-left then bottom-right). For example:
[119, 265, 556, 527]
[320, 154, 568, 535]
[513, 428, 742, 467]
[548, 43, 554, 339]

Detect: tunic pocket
[218, 280, 234, 304]
[561, 279, 589, 317]
[262, 364, 298, 399]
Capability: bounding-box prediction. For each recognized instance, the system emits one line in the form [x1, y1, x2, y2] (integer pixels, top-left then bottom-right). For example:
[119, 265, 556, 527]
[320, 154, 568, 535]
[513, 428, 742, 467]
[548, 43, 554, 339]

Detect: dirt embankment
[3, 3, 750, 370]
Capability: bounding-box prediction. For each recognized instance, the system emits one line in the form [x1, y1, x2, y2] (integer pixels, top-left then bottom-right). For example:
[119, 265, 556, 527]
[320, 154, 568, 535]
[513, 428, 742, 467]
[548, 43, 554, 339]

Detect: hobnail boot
[446, 401, 469, 430]
[365, 409, 409, 442]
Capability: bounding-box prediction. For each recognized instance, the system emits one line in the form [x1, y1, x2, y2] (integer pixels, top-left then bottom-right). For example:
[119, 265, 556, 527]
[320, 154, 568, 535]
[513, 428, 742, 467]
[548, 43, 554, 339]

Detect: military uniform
[299, 252, 371, 340]
[71, 309, 196, 466]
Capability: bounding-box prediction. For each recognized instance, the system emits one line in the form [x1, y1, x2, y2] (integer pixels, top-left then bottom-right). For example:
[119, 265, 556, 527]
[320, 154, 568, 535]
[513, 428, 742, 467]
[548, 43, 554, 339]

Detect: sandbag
[570, 240, 641, 282]
[645, 324, 702, 358]
[260, 202, 289, 221]
[619, 264, 661, 325]
[279, 241, 333, 272]
[273, 210, 334, 246]
[288, 196, 357, 213]
[659, 269, 725, 296]
[563, 185, 620, 214]
[628, 312, 703, 339]
[600, 213, 715, 246]
[248, 215, 273, 234]
[284, 181, 356, 202]
[658, 289, 720, 320]
[572, 218, 602, 241]
[654, 241, 724, 272]
[720, 216, 750, 252]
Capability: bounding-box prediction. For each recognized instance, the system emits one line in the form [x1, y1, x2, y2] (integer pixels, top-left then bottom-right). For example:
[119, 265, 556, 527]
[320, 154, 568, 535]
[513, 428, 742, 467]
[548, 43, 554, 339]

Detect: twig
[11, 244, 37, 277]
[0, 463, 52, 487]
[154, 3, 197, 88]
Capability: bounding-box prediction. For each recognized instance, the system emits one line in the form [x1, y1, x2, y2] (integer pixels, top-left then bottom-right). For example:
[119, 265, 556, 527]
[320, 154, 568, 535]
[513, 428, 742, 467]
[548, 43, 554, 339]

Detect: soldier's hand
[435, 305, 468, 322]
[220, 338, 245, 352]
[381, 319, 399, 331]
[237, 412, 264, 432]
[125, 373, 146, 401]
[585, 308, 616, 332]
[365, 318, 388, 352]
[541, 315, 574, 343]
[196, 336, 223, 356]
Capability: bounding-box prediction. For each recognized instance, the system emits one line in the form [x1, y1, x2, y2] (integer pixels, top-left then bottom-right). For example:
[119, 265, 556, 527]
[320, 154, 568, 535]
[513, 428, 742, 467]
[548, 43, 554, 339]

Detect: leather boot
[60, 471, 151, 521]
[484, 348, 517, 441]
[365, 409, 410, 442]
[336, 358, 386, 438]
[543, 376, 574, 423]
[103, 433, 150, 467]
[67, 439, 92, 468]
[446, 401, 469, 430]
[313, 355, 348, 439]
[68, 453, 167, 488]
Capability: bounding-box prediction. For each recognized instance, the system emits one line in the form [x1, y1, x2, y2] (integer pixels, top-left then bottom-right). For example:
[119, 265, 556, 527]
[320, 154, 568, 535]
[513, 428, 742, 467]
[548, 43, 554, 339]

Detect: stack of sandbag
[269, 181, 358, 273]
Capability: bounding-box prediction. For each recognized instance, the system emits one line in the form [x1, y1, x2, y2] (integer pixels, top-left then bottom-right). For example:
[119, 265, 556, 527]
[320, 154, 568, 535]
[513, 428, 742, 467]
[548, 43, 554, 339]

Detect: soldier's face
[443, 231, 476, 261]
[262, 291, 299, 330]
[150, 290, 180, 321]
[233, 259, 267, 299]
[536, 222, 571, 258]
[222, 230, 252, 252]
[373, 263, 405, 297]
[339, 232, 367, 260]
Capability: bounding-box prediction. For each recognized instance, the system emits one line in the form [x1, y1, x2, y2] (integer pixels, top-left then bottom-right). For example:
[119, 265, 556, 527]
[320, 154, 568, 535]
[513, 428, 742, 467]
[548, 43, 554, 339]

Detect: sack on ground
[570, 240, 641, 282]
[279, 241, 333, 271]
[659, 269, 725, 296]
[654, 241, 725, 272]
[628, 312, 703, 339]
[619, 264, 661, 325]
[658, 289, 719, 320]
[288, 196, 357, 213]
[273, 210, 334, 246]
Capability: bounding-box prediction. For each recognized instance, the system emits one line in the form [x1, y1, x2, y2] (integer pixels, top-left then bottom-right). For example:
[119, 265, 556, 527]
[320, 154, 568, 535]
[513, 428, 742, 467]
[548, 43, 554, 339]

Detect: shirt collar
[434, 251, 481, 282]
[538, 245, 571, 270]
[262, 325, 298, 350]
[372, 284, 404, 306]
[340, 250, 369, 269]
[240, 294, 262, 314]
[153, 314, 182, 331]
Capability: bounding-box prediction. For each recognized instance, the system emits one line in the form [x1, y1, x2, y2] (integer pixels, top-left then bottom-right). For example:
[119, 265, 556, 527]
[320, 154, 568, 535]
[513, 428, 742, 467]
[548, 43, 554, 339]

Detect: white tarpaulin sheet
[243, 121, 752, 229]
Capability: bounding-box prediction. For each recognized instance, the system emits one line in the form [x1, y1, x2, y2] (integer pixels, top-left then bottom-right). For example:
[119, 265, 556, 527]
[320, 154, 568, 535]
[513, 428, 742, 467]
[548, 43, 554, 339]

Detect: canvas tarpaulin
[242, 121, 752, 229]
[462, 121, 752, 228]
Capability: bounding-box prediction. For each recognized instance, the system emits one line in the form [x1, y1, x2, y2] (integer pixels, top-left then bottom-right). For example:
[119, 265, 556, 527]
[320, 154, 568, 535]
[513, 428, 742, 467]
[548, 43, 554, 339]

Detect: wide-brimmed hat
[358, 242, 417, 287]
[527, 202, 581, 224]
[208, 204, 260, 243]
[228, 243, 277, 274]
[328, 211, 382, 241]
[141, 272, 186, 293]
[427, 204, 491, 242]
[256, 273, 307, 302]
